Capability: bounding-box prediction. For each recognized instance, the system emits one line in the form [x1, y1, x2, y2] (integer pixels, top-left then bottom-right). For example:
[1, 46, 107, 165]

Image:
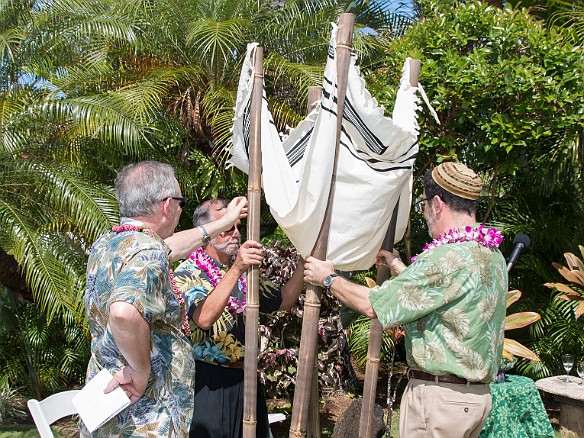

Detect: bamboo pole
[289, 14, 355, 438]
[358, 203, 399, 438]
[358, 59, 420, 438]
[306, 85, 322, 438]
[243, 46, 264, 438]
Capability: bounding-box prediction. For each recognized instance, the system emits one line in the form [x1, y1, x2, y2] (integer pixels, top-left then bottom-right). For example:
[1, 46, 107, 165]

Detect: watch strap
[324, 273, 339, 290]
[197, 225, 211, 244]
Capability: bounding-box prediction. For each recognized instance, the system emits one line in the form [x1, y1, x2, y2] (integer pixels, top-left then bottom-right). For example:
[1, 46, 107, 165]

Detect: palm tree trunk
[0, 246, 32, 301]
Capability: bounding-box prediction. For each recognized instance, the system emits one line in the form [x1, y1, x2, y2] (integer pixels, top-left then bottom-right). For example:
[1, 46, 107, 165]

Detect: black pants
[190, 360, 270, 438]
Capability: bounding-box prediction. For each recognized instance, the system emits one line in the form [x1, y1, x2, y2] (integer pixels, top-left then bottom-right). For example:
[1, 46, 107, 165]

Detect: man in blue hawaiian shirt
[303, 162, 508, 438]
[83, 161, 246, 437]
[174, 198, 305, 438]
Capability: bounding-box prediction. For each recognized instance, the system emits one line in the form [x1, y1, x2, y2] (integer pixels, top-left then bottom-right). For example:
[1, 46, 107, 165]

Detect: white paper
[73, 368, 131, 433]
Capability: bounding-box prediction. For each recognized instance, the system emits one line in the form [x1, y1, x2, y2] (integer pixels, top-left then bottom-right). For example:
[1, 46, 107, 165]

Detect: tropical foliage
[257, 240, 356, 398]
[0, 0, 408, 409]
[544, 246, 584, 319]
[515, 246, 584, 378]
[346, 277, 404, 369]
[503, 290, 540, 362]
[370, 0, 583, 378]
[0, 0, 583, 416]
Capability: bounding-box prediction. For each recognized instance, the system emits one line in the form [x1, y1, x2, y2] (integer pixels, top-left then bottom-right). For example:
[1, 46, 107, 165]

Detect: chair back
[27, 390, 80, 438]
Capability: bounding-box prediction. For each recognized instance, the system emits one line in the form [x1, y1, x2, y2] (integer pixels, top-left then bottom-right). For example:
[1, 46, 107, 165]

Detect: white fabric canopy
[228, 24, 425, 271]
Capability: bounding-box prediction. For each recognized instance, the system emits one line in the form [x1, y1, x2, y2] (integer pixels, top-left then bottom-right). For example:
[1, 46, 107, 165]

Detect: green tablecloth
[479, 374, 554, 438]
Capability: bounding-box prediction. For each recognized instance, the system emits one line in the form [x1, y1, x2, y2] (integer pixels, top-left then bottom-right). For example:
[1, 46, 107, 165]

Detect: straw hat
[431, 162, 482, 200]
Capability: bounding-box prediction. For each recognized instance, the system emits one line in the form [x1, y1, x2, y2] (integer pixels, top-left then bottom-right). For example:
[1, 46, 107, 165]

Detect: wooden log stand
[535, 375, 584, 437]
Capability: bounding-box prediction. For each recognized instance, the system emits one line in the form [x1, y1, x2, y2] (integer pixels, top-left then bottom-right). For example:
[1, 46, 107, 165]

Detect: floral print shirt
[82, 218, 195, 437]
[369, 240, 508, 383]
[174, 256, 281, 364]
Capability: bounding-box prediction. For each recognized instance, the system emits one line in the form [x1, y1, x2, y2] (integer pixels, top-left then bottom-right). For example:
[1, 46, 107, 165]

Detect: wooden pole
[358, 203, 399, 438]
[243, 46, 263, 438]
[306, 85, 322, 438]
[358, 59, 420, 438]
[289, 14, 355, 438]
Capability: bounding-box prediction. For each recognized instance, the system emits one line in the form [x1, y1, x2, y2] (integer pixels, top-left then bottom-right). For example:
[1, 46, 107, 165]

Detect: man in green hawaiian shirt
[83, 161, 246, 437]
[303, 162, 508, 438]
[174, 198, 305, 438]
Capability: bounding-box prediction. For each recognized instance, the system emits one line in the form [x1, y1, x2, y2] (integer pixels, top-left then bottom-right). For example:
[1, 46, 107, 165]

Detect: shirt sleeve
[368, 250, 468, 328]
[108, 247, 168, 325]
[173, 261, 210, 318]
[259, 277, 283, 313]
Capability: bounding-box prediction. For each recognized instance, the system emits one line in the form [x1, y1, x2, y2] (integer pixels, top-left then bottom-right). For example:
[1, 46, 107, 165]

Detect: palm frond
[186, 18, 251, 73]
[43, 94, 156, 153]
[0, 201, 86, 322]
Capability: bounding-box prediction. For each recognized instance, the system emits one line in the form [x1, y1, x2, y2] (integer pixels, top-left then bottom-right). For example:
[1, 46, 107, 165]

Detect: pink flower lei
[112, 224, 191, 336]
[411, 224, 503, 263]
[189, 248, 247, 315]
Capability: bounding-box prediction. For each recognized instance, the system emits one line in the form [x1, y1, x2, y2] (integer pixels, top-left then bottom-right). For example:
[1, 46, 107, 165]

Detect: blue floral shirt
[82, 218, 195, 437]
[174, 256, 281, 364]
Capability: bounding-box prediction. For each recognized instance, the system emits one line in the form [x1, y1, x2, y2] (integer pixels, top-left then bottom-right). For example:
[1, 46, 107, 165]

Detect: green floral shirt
[369, 240, 508, 383]
[174, 257, 281, 364]
[83, 218, 195, 437]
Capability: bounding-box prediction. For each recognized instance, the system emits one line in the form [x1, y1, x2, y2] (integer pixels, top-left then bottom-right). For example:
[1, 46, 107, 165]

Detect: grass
[0, 423, 564, 438]
[0, 419, 78, 437]
[0, 404, 563, 438]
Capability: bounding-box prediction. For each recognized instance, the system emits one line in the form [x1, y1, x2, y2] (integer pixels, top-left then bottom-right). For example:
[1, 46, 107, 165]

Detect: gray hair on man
[115, 161, 178, 218]
[192, 198, 229, 227]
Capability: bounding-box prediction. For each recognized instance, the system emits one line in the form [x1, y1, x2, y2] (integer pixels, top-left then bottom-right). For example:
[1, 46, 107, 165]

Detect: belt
[408, 369, 482, 385]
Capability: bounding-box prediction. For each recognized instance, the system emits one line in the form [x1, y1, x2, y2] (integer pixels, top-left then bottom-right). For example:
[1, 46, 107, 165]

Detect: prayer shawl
[228, 24, 425, 271]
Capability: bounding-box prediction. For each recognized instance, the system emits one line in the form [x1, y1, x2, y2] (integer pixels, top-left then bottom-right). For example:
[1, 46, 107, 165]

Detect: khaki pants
[399, 378, 492, 438]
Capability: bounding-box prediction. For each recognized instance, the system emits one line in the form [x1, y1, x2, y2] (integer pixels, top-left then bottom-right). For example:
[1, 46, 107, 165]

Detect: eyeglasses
[162, 196, 186, 208]
[416, 197, 431, 207]
[223, 224, 239, 234]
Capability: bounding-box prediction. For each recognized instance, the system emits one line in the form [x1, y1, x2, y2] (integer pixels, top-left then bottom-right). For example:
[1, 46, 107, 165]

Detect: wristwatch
[323, 273, 338, 291]
[198, 225, 211, 244]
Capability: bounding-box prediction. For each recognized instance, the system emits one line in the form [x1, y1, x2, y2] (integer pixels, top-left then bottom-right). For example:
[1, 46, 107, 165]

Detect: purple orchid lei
[189, 248, 247, 315]
[411, 224, 503, 263]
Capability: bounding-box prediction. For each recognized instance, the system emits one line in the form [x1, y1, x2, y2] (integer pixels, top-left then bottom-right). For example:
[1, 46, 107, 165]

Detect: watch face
[324, 275, 335, 288]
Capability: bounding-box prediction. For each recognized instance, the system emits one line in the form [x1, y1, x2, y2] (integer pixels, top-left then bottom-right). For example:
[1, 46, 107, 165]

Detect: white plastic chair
[27, 390, 80, 438]
[268, 413, 286, 424]
[268, 413, 286, 438]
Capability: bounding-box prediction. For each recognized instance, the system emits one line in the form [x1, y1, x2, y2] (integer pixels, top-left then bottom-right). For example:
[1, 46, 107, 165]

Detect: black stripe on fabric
[343, 98, 386, 155]
[320, 73, 419, 162]
[339, 135, 417, 172]
[286, 127, 313, 167]
[243, 98, 251, 158]
[323, 72, 390, 156]
[339, 125, 417, 170]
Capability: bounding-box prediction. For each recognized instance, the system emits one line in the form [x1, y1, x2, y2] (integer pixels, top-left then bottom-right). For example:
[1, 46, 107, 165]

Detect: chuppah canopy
[228, 23, 433, 271]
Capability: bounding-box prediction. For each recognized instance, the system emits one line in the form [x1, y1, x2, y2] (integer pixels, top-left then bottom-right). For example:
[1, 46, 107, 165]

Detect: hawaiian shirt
[174, 256, 282, 364]
[369, 240, 508, 383]
[82, 218, 195, 437]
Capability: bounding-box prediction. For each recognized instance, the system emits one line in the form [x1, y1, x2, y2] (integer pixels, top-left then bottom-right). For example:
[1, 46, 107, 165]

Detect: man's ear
[160, 198, 173, 218]
[432, 195, 446, 215]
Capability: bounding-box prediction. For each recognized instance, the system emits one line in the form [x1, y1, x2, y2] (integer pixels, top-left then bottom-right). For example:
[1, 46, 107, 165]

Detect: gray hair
[115, 161, 178, 217]
[192, 198, 229, 227]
